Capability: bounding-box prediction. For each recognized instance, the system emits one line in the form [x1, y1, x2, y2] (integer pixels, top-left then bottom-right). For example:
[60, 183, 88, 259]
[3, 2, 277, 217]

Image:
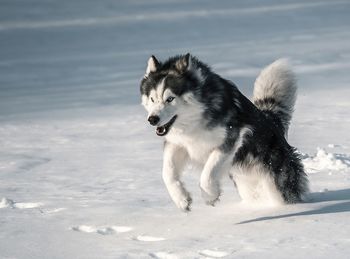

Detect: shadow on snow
[236, 188, 350, 225]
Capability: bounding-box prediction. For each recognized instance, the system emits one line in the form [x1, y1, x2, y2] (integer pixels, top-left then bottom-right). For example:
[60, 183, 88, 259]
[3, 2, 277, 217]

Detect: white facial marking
[163, 88, 175, 103]
[143, 78, 178, 127]
[156, 78, 165, 100]
[141, 95, 148, 107]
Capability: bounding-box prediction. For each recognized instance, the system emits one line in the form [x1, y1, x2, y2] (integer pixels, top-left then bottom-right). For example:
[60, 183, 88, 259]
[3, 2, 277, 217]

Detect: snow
[135, 236, 166, 242]
[1, 0, 350, 258]
[303, 148, 350, 173]
[71, 225, 133, 235]
[198, 250, 230, 258]
[0, 197, 14, 209]
[0, 197, 43, 209]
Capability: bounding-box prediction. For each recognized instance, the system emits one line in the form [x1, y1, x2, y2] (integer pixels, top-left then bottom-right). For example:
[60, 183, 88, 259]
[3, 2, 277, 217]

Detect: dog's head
[140, 54, 205, 136]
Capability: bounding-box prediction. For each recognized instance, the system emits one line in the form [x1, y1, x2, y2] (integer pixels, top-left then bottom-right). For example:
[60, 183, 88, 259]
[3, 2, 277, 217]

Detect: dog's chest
[166, 126, 226, 164]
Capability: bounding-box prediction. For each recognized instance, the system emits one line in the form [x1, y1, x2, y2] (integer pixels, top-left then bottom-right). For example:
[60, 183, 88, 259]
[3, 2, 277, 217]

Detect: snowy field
[1, 0, 350, 258]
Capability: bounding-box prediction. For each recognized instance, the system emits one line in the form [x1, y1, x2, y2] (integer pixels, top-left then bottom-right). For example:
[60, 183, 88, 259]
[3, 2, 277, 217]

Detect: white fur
[231, 155, 284, 206]
[253, 59, 297, 134]
[162, 143, 191, 211]
[253, 59, 296, 109]
[166, 126, 226, 164]
[145, 56, 157, 77]
[163, 123, 227, 209]
[141, 95, 148, 107]
[199, 149, 230, 204]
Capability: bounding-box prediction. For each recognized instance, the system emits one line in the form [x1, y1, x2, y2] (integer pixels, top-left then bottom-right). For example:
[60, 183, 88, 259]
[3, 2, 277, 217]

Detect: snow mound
[0, 198, 42, 209]
[303, 148, 350, 173]
[198, 249, 230, 258]
[150, 252, 179, 259]
[45, 208, 66, 213]
[71, 225, 97, 233]
[0, 198, 15, 208]
[14, 202, 43, 209]
[97, 226, 132, 235]
[135, 235, 165, 242]
[71, 225, 132, 235]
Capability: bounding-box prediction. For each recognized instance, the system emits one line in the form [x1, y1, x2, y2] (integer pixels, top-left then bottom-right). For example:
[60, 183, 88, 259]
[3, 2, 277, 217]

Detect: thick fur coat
[140, 54, 308, 211]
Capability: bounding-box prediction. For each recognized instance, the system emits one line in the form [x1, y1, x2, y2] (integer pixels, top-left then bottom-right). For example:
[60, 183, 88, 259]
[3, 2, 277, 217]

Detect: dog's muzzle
[148, 115, 160, 126]
[155, 115, 177, 136]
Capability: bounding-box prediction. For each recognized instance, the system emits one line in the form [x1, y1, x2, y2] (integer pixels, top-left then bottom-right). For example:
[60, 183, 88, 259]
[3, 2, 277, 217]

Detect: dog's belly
[231, 163, 284, 206]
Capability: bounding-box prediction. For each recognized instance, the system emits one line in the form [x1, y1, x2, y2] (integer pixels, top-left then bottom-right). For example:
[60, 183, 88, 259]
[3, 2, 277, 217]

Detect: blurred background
[1, 0, 350, 121]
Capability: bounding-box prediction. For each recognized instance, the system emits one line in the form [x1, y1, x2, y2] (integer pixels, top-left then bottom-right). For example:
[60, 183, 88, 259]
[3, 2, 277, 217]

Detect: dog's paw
[200, 184, 221, 206]
[175, 195, 192, 212]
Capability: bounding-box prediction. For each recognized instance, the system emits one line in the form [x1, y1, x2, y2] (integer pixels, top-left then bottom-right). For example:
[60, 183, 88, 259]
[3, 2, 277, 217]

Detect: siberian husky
[140, 54, 308, 211]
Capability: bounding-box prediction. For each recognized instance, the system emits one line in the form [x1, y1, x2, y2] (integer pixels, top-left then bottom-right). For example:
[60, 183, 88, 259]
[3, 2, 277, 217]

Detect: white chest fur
[230, 158, 284, 205]
[166, 125, 226, 164]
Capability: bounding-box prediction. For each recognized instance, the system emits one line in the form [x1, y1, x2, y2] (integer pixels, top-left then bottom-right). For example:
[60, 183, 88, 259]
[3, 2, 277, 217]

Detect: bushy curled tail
[253, 59, 297, 136]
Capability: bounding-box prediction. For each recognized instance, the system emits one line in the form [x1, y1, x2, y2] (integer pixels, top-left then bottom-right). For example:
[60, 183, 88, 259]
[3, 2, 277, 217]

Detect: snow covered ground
[1, 0, 350, 258]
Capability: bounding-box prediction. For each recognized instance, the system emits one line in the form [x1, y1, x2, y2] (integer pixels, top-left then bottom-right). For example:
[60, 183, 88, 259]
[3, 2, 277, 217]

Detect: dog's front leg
[162, 142, 191, 212]
[200, 149, 229, 206]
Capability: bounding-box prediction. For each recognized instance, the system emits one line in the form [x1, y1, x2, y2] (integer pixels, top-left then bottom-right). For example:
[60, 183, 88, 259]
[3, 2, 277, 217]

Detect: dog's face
[141, 76, 179, 136]
[140, 54, 204, 136]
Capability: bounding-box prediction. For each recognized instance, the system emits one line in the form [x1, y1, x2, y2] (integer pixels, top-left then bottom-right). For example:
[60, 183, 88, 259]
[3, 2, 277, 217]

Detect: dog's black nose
[148, 115, 160, 126]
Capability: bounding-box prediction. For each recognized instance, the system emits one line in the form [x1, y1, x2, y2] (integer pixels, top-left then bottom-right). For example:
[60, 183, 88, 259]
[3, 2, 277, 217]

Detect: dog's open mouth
[156, 115, 177, 136]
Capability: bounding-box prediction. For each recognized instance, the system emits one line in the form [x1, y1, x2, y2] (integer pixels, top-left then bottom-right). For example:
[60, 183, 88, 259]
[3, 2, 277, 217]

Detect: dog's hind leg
[200, 149, 230, 206]
[162, 142, 191, 211]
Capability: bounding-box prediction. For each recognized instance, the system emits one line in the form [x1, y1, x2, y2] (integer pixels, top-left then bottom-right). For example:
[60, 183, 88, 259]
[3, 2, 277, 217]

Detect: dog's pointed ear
[145, 55, 160, 76]
[175, 53, 191, 73]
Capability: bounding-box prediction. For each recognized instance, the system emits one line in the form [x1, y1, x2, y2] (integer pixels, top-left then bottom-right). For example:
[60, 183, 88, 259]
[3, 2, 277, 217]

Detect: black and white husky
[140, 54, 308, 211]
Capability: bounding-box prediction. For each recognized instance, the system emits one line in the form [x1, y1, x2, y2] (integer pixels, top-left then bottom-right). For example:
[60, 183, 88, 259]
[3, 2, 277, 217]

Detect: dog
[140, 54, 308, 211]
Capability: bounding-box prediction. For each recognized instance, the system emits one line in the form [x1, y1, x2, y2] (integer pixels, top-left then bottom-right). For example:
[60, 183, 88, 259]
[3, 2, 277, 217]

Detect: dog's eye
[166, 96, 175, 103]
[151, 97, 154, 103]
